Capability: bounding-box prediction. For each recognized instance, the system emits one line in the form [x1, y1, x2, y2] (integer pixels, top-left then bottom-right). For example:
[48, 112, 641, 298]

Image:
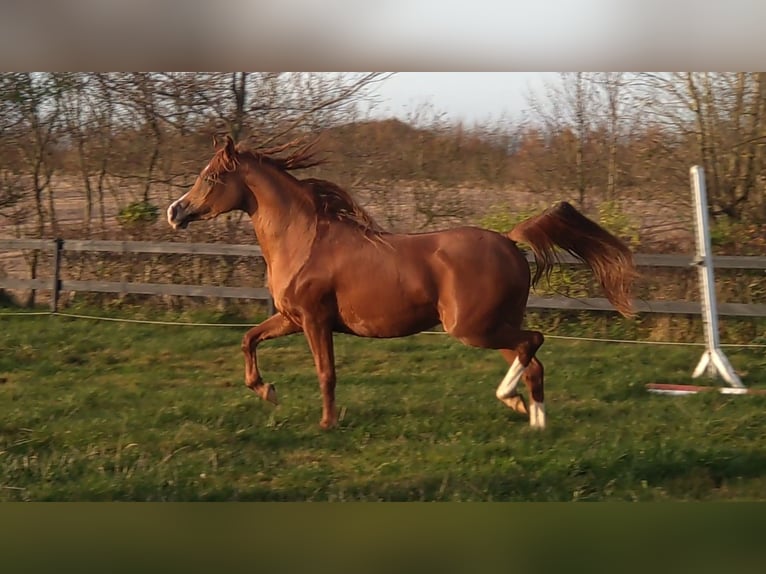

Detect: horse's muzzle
[167, 202, 190, 230]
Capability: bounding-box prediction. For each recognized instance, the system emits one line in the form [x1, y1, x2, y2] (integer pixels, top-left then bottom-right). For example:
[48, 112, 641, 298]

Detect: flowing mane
[301, 177, 384, 233]
[206, 139, 384, 233]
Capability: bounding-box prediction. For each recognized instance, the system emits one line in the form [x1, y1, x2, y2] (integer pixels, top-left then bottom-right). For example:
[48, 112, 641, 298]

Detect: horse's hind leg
[494, 335, 546, 429]
[453, 324, 546, 429]
[522, 357, 545, 428]
[242, 313, 301, 405]
[496, 350, 529, 415]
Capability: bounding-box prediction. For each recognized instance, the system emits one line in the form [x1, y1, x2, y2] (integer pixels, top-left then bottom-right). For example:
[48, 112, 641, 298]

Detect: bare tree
[0, 73, 65, 305]
[181, 73, 390, 141]
[638, 72, 766, 220]
[59, 72, 116, 234]
[117, 73, 165, 204]
[0, 73, 65, 237]
[0, 85, 24, 217]
[525, 72, 601, 207]
[97, 73, 392, 205]
[593, 72, 635, 201]
[0, 172, 23, 216]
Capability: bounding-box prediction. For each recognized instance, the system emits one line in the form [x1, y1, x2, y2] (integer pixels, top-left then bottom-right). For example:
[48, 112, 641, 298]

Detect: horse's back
[329, 225, 528, 286]
[292, 223, 530, 337]
[425, 225, 530, 298]
[426, 225, 521, 261]
[396, 226, 528, 279]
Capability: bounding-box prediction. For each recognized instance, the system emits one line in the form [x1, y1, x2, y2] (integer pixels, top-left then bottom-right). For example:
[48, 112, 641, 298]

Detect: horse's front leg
[302, 318, 338, 429]
[242, 312, 301, 405]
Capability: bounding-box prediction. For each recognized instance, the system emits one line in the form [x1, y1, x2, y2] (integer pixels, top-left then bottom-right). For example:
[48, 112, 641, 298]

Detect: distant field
[1, 309, 765, 501]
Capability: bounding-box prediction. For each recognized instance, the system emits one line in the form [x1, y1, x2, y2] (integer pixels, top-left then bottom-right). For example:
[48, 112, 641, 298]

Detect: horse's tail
[508, 201, 637, 318]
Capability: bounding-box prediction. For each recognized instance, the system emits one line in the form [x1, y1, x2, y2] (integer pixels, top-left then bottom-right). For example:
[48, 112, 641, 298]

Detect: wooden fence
[1, 238, 765, 318]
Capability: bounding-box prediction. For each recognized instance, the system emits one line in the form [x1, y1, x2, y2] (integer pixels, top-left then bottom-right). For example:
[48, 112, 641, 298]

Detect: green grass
[1, 309, 765, 501]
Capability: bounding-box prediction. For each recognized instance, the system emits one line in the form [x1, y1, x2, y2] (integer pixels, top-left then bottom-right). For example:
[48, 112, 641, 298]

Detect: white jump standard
[647, 166, 745, 396]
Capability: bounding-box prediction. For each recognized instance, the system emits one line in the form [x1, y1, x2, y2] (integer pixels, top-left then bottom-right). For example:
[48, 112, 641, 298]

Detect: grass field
[1, 308, 765, 501]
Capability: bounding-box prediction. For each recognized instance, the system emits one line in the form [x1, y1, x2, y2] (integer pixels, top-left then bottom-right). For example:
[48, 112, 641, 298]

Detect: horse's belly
[326, 253, 439, 337]
[336, 298, 438, 338]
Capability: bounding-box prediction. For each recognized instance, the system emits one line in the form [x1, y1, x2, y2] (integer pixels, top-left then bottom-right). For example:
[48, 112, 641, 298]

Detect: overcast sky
[369, 72, 557, 124]
[1, 1, 765, 70]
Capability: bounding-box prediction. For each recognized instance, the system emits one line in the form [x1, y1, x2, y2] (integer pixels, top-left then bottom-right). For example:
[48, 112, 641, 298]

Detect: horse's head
[167, 135, 249, 230]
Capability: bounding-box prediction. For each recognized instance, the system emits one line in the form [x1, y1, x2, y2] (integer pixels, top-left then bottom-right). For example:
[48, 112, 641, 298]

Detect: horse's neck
[246, 168, 317, 299]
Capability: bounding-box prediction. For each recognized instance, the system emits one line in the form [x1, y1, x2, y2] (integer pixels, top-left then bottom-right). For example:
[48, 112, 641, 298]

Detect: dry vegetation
[1, 73, 765, 320]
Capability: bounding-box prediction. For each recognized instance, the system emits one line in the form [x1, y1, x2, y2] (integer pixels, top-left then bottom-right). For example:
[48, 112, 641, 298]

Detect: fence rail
[1, 238, 765, 317]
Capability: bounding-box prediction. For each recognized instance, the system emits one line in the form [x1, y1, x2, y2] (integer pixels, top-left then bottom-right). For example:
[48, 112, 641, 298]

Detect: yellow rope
[1, 310, 764, 348]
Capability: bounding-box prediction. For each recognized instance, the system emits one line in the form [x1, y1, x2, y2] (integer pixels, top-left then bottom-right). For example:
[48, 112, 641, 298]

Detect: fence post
[50, 238, 63, 313]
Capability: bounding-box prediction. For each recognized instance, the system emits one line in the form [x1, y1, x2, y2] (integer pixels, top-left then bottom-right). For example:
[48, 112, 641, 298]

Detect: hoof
[319, 419, 338, 430]
[261, 383, 279, 405]
[529, 401, 546, 429]
[319, 410, 338, 430]
[500, 394, 528, 415]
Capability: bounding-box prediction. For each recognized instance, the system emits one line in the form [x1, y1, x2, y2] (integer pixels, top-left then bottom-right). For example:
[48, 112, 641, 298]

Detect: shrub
[117, 201, 160, 227]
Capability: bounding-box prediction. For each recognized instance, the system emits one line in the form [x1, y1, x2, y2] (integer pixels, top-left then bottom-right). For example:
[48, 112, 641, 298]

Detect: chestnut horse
[167, 136, 636, 430]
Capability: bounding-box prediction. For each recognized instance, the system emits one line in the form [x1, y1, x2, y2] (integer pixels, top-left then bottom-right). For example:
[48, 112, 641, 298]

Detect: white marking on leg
[495, 357, 526, 400]
[529, 401, 545, 429]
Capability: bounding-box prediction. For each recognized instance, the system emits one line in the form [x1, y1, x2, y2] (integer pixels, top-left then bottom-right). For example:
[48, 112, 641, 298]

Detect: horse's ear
[212, 134, 234, 150]
[223, 135, 236, 159]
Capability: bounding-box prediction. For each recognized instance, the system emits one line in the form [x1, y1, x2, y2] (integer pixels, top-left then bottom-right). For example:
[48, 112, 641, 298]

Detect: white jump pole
[689, 165, 743, 388]
[648, 166, 746, 395]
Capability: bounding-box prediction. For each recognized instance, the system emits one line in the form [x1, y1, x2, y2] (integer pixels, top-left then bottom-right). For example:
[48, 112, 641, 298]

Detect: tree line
[0, 72, 390, 237]
[1, 72, 765, 242]
[521, 72, 766, 221]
